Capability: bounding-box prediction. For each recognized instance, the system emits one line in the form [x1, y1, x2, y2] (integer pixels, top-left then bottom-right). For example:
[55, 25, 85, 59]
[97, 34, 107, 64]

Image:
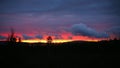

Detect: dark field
[0, 40, 120, 68]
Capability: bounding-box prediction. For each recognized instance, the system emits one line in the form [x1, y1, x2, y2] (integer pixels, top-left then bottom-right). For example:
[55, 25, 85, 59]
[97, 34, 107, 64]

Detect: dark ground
[0, 40, 120, 68]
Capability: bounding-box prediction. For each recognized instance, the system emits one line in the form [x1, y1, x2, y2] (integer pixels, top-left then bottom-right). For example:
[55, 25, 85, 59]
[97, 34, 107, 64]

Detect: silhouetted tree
[7, 28, 17, 42]
[47, 36, 52, 43]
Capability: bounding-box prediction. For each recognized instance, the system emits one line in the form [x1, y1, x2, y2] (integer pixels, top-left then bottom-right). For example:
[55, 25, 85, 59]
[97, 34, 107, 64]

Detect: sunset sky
[0, 0, 120, 42]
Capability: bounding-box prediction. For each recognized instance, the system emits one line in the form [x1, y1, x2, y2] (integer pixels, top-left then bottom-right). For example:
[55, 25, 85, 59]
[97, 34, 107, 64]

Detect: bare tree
[7, 28, 17, 42]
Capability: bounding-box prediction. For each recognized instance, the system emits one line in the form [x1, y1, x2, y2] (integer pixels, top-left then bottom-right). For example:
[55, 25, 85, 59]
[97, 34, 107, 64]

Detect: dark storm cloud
[0, 0, 119, 24]
[35, 35, 43, 39]
[0, 0, 119, 19]
[0, 0, 119, 15]
[0, 0, 61, 13]
[69, 23, 109, 38]
[22, 34, 33, 40]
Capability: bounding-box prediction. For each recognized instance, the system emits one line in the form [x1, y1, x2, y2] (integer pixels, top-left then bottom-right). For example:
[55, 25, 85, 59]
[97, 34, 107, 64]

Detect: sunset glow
[0, 0, 119, 68]
[21, 38, 100, 43]
[22, 39, 73, 43]
[0, 32, 108, 43]
[0, 0, 119, 42]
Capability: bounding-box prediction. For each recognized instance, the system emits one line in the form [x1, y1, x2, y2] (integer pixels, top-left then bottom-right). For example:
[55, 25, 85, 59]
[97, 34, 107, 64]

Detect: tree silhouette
[7, 28, 17, 42]
[47, 36, 52, 43]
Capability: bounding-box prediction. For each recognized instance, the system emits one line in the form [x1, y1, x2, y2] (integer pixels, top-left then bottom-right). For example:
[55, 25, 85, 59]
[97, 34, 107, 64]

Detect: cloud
[22, 34, 33, 39]
[0, 0, 119, 37]
[69, 23, 109, 38]
[35, 35, 43, 39]
[0, 0, 61, 13]
[0, 0, 116, 15]
[54, 34, 63, 39]
[107, 26, 120, 38]
[0, 35, 6, 39]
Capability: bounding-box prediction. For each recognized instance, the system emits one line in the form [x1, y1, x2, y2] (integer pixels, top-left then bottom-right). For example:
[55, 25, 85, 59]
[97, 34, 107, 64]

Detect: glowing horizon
[22, 39, 72, 43]
[21, 39, 99, 43]
[0, 33, 108, 43]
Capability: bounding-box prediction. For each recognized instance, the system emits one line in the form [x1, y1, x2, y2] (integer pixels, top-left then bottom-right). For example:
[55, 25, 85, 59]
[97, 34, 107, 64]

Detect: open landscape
[0, 40, 120, 68]
[0, 0, 120, 68]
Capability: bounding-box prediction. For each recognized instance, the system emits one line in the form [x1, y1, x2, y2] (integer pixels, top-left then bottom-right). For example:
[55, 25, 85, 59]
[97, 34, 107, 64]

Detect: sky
[0, 0, 120, 41]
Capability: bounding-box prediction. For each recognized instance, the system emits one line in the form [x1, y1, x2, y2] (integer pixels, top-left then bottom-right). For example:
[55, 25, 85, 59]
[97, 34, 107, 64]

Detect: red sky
[0, 0, 120, 42]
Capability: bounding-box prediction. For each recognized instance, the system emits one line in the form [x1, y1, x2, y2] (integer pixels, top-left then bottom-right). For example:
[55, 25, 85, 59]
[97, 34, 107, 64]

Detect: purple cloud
[107, 26, 120, 38]
[0, 35, 6, 39]
[35, 35, 43, 39]
[69, 23, 109, 38]
[22, 34, 33, 40]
